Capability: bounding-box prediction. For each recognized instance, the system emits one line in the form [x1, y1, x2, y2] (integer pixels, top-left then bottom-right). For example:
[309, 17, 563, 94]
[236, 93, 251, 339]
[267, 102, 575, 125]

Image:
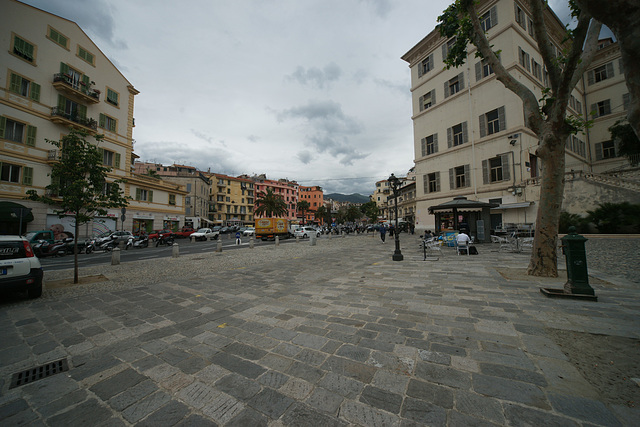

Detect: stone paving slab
[0, 234, 639, 426]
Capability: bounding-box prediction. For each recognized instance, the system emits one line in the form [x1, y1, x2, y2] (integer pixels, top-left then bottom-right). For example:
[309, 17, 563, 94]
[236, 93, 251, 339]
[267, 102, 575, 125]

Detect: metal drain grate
[9, 358, 69, 389]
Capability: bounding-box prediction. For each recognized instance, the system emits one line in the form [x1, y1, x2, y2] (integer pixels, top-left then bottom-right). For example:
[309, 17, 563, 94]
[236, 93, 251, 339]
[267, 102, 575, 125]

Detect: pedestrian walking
[380, 224, 387, 243]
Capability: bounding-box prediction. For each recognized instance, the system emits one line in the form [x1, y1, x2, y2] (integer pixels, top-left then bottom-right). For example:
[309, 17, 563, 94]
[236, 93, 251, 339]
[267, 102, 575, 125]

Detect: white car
[190, 228, 220, 241]
[243, 227, 255, 236]
[0, 235, 44, 299]
[294, 226, 320, 238]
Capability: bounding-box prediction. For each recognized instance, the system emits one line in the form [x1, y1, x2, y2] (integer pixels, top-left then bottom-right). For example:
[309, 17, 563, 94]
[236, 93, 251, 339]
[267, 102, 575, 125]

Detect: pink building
[253, 175, 299, 220]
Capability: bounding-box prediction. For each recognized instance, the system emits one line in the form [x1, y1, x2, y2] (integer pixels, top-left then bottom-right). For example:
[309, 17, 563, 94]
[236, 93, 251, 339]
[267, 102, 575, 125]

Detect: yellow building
[0, 0, 185, 236]
[209, 173, 255, 227]
[402, 0, 635, 235]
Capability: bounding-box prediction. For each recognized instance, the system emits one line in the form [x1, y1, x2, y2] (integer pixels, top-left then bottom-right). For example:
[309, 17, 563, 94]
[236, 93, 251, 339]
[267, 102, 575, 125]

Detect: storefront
[163, 216, 180, 231]
[133, 214, 154, 235]
[428, 196, 498, 243]
[0, 201, 33, 235]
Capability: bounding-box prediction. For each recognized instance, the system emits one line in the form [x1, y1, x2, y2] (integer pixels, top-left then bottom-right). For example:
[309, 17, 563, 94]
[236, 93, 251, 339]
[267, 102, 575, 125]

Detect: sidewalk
[0, 234, 638, 426]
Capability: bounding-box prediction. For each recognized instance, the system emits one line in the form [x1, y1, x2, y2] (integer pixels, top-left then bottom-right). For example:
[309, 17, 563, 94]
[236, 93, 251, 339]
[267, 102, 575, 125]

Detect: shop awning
[491, 202, 534, 210]
[428, 196, 499, 214]
[0, 201, 34, 222]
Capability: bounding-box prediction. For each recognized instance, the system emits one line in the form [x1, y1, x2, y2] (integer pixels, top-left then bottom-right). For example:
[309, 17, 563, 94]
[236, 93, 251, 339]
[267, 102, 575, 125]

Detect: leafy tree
[360, 201, 379, 223]
[255, 188, 287, 218]
[438, 0, 601, 277]
[609, 120, 640, 165]
[558, 211, 588, 234]
[26, 129, 128, 284]
[297, 200, 310, 225]
[345, 205, 362, 223]
[587, 202, 640, 233]
[574, 0, 640, 140]
[315, 205, 328, 225]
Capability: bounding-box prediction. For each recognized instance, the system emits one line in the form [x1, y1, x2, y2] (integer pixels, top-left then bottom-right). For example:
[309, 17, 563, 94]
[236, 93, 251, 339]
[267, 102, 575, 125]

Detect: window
[482, 155, 510, 184]
[595, 140, 617, 160]
[566, 136, 586, 158]
[518, 47, 530, 71]
[418, 54, 434, 77]
[47, 27, 68, 49]
[9, 73, 41, 101]
[591, 100, 611, 118]
[136, 188, 153, 202]
[419, 89, 435, 111]
[106, 88, 119, 106]
[623, 93, 630, 111]
[441, 36, 457, 60]
[12, 34, 35, 63]
[445, 73, 464, 97]
[423, 172, 440, 193]
[479, 106, 506, 137]
[99, 114, 116, 132]
[77, 46, 94, 65]
[99, 148, 120, 168]
[421, 134, 438, 157]
[480, 6, 497, 32]
[447, 122, 468, 148]
[0, 163, 31, 185]
[475, 59, 494, 81]
[515, 4, 526, 29]
[588, 62, 614, 85]
[527, 17, 534, 36]
[449, 165, 470, 189]
[532, 60, 542, 80]
[56, 94, 87, 121]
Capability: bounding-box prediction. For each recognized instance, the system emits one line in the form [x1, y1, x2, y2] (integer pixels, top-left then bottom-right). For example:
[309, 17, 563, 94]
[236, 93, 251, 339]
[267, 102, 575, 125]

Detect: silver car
[0, 235, 44, 299]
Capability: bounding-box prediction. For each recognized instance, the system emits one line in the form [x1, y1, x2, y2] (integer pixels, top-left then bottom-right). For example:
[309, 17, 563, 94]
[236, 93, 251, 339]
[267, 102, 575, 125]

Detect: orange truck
[255, 218, 290, 241]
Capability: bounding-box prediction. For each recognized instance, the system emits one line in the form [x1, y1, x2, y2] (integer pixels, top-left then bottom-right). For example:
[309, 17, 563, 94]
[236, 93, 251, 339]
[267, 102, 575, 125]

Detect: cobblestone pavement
[0, 234, 638, 426]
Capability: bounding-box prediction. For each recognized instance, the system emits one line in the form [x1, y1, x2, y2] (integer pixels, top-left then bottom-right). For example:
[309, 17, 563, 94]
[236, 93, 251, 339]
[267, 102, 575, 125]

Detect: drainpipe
[467, 48, 477, 199]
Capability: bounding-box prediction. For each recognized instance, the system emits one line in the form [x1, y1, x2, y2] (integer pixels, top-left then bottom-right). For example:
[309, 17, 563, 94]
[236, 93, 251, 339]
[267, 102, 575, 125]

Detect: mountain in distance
[325, 193, 370, 204]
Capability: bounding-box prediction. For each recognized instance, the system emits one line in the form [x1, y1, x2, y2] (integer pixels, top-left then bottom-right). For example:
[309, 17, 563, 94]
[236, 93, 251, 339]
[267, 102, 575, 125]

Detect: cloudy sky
[21, 0, 574, 195]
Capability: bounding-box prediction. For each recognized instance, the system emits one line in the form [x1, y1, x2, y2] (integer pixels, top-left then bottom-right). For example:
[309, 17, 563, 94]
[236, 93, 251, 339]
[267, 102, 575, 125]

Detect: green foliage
[609, 120, 640, 164]
[558, 211, 589, 234]
[26, 128, 129, 224]
[586, 202, 640, 233]
[360, 201, 379, 223]
[297, 200, 311, 223]
[437, 0, 476, 69]
[345, 205, 362, 223]
[255, 188, 288, 218]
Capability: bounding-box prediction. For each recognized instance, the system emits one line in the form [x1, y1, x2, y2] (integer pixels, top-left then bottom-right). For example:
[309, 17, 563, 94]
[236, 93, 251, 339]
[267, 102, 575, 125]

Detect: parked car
[0, 235, 43, 299]
[190, 228, 220, 241]
[148, 229, 174, 242]
[294, 226, 321, 238]
[95, 230, 133, 245]
[242, 227, 255, 236]
[174, 226, 196, 239]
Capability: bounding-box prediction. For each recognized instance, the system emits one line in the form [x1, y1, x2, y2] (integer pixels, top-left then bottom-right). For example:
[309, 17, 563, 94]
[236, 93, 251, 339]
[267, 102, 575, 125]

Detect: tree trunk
[527, 135, 566, 277]
[74, 219, 80, 284]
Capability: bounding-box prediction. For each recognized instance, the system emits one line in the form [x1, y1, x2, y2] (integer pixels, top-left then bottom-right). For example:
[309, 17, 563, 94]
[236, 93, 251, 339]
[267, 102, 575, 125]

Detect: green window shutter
[77, 104, 87, 119]
[149, 190, 154, 203]
[60, 62, 70, 75]
[9, 73, 21, 94]
[109, 118, 116, 132]
[26, 126, 36, 146]
[136, 188, 141, 200]
[82, 75, 90, 93]
[0, 116, 6, 138]
[99, 113, 106, 128]
[30, 82, 40, 102]
[22, 167, 33, 185]
[57, 94, 66, 110]
[98, 147, 104, 164]
[115, 153, 121, 169]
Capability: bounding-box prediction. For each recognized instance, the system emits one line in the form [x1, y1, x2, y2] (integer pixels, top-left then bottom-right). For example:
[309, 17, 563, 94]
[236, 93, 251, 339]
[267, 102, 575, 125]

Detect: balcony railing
[52, 73, 100, 103]
[50, 107, 97, 131]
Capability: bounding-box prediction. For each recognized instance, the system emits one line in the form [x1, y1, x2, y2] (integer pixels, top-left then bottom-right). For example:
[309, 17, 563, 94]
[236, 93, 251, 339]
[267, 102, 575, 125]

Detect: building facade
[402, 0, 633, 235]
[209, 173, 254, 227]
[0, 0, 185, 237]
[299, 185, 324, 223]
[253, 175, 299, 221]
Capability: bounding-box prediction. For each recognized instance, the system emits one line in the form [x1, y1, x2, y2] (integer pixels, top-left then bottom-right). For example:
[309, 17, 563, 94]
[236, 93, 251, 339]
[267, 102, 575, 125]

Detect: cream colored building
[402, 0, 636, 235]
[209, 173, 255, 227]
[0, 0, 184, 236]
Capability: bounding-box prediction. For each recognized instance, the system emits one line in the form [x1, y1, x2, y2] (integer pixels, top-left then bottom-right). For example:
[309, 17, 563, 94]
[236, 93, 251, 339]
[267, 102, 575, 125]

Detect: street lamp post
[388, 173, 403, 261]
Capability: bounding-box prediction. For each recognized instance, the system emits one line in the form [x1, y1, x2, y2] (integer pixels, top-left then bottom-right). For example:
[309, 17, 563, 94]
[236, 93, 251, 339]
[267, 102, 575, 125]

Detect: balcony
[47, 149, 61, 164]
[50, 107, 97, 132]
[52, 73, 100, 104]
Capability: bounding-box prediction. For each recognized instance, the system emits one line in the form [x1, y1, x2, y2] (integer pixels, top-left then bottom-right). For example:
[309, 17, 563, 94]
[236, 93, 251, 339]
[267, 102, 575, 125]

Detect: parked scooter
[84, 237, 117, 254]
[155, 232, 174, 247]
[32, 238, 72, 258]
[133, 235, 149, 248]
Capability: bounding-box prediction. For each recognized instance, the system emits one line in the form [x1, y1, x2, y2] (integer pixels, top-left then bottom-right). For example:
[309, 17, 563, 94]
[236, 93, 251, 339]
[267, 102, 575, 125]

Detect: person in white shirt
[457, 232, 471, 245]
